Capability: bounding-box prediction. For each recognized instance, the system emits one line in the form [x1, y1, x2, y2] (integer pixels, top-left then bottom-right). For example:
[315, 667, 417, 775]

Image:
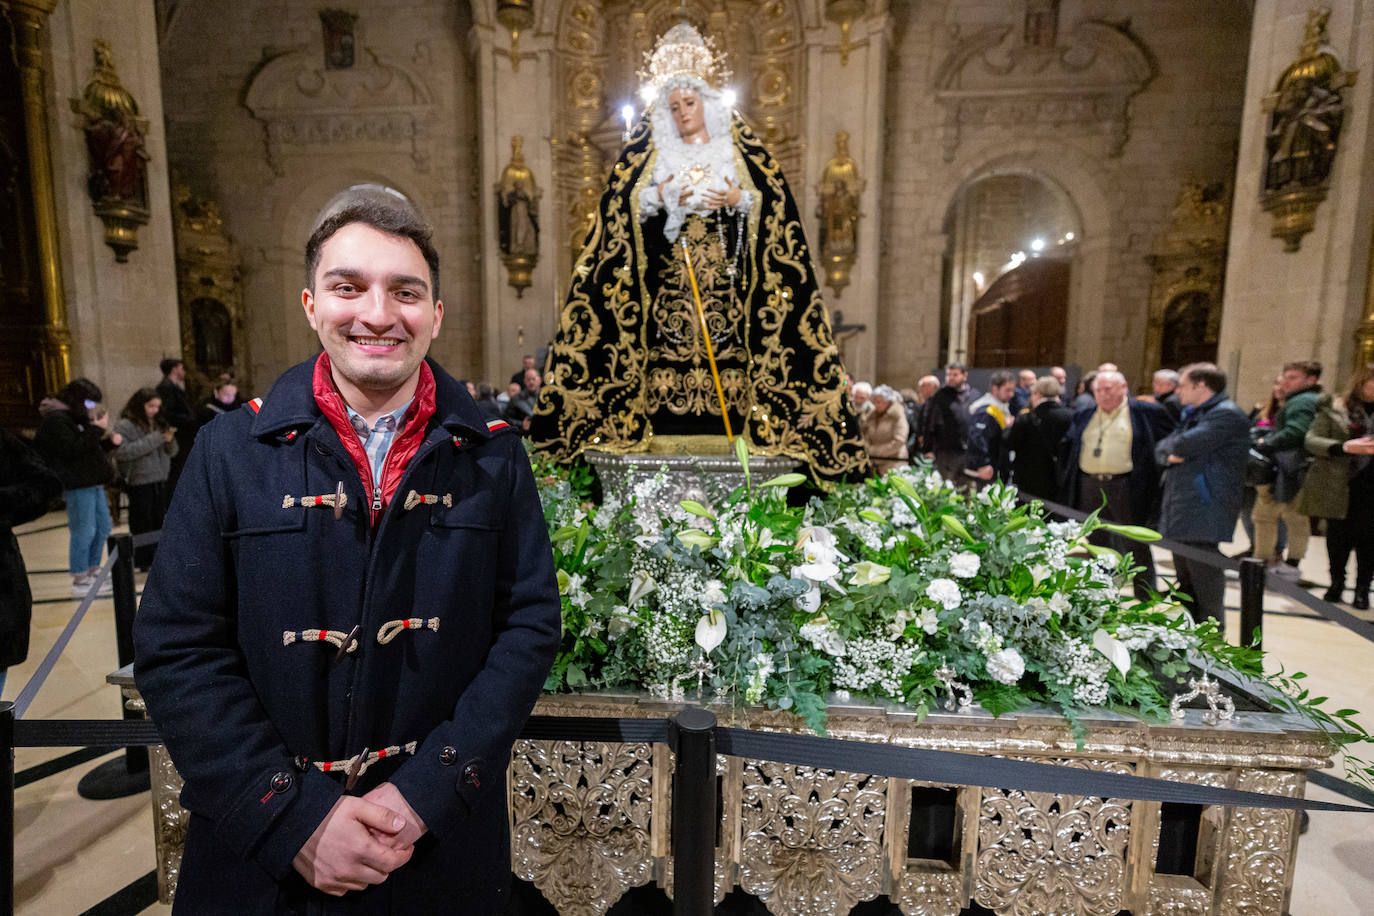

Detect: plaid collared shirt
[345, 400, 412, 486]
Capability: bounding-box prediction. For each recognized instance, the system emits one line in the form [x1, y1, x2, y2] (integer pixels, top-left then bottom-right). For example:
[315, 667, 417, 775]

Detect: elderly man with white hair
[861, 384, 909, 475]
[1061, 369, 1176, 599]
[1151, 368, 1183, 422]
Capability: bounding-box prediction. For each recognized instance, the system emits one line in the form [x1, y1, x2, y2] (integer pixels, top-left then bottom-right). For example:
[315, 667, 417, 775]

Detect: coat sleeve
[113, 423, 162, 462]
[1263, 395, 1317, 452]
[133, 420, 343, 880]
[1160, 406, 1250, 461]
[386, 435, 561, 840]
[1305, 404, 1349, 458]
[0, 431, 62, 528]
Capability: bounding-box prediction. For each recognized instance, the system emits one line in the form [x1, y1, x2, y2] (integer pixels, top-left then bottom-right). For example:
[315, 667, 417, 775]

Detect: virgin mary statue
[529, 23, 870, 483]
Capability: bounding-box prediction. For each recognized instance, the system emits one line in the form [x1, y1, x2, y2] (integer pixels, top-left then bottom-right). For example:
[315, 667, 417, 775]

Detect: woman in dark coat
[32, 378, 118, 596]
[0, 430, 63, 693]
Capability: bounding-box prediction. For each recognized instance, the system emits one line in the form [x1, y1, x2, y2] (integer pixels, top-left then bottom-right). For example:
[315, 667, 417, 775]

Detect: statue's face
[669, 88, 706, 141]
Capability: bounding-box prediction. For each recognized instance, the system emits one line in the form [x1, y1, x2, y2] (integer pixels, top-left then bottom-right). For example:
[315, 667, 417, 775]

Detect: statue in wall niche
[497, 135, 541, 295]
[1258, 7, 1358, 251]
[320, 9, 357, 70]
[530, 23, 870, 483]
[70, 40, 151, 261]
[72, 41, 149, 208]
[817, 130, 863, 296]
[1264, 8, 1351, 191]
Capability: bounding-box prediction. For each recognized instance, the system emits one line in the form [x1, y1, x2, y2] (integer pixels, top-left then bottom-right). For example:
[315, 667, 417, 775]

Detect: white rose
[701, 579, 728, 610]
[800, 618, 846, 656]
[986, 647, 1026, 685]
[949, 551, 981, 579]
[926, 577, 962, 611]
[1049, 593, 1071, 615]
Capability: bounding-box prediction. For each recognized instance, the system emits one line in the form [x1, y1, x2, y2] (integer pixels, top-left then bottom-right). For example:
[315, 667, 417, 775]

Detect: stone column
[472, 0, 557, 384]
[802, 6, 889, 384]
[5, 0, 72, 394]
[1218, 1, 1374, 408]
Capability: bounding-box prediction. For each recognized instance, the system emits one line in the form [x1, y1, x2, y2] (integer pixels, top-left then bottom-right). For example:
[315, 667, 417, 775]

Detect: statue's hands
[703, 178, 742, 209]
[658, 175, 692, 206]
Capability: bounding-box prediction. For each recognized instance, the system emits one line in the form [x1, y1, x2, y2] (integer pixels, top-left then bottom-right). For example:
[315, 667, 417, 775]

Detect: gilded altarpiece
[1143, 182, 1229, 373]
[172, 184, 246, 393]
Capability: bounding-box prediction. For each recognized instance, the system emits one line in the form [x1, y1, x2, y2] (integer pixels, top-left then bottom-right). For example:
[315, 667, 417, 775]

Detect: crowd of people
[851, 358, 1374, 628]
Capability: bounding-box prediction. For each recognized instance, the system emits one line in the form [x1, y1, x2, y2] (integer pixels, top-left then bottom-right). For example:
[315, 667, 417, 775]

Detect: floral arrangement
[533, 446, 1371, 781]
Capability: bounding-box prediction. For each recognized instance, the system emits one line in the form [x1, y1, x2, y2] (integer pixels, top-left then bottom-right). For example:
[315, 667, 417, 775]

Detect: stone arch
[932, 139, 1115, 369]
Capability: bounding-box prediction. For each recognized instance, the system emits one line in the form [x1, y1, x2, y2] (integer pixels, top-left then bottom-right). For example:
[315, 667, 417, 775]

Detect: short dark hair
[989, 370, 1015, 388]
[160, 358, 182, 377]
[1180, 362, 1226, 393]
[1282, 359, 1322, 380]
[305, 185, 440, 299]
[945, 362, 967, 373]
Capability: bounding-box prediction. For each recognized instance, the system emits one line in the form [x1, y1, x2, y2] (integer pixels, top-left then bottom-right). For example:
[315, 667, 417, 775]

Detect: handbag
[1244, 448, 1277, 488]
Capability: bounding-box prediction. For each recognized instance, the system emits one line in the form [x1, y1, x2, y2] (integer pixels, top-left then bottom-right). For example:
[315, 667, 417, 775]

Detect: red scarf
[312, 353, 437, 526]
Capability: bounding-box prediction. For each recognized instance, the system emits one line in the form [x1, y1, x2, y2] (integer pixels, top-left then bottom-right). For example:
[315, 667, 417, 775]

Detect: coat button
[462, 763, 481, 789]
[270, 772, 293, 793]
[438, 746, 457, 766]
[293, 756, 309, 772]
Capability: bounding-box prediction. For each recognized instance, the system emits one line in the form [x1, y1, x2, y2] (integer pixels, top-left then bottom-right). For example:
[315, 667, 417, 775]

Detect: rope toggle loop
[283, 628, 360, 654]
[313, 741, 419, 779]
[377, 617, 441, 644]
[282, 492, 348, 510]
[403, 490, 453, 511]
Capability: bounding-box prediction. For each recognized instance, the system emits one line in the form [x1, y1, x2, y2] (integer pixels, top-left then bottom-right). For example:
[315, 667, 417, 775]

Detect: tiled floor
[7, 512, 1374, 915]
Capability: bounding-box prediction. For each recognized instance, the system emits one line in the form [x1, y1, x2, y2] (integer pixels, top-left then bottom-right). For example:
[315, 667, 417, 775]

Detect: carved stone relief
[934, 19, 1152, 161]
[1143, 181, 1230, 371]
[244, 45, 433, 176]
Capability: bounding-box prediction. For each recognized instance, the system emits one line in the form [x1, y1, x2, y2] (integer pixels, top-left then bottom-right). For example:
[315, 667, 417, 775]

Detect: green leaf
[679, 499, 716, 519]
[735, 436, 752, 489]
[973, 682, 1031, 718]
[1097, 522, 1163, 542]
[550, 526, 579, 543]
[858, 509, 886, 523]
[760, 473, 807, 488]
[941, 515, 975, 544]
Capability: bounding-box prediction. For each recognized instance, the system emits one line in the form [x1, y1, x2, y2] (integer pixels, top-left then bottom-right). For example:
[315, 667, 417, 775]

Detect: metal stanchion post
[1239, 557, 1266, 650]
[2, 701, 14, 913]
[671, 707, 717, 916]
[77, 533, 150, 800]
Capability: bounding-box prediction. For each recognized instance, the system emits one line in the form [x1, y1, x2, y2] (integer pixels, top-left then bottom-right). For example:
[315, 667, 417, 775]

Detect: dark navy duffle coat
[133, 356, 561, 913]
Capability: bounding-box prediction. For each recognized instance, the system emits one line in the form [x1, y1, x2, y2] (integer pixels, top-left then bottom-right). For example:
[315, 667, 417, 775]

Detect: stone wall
[1218, 0, 1374, 410]
[878, 0, 1252, 391]
[46, 0, 181, 410]
[159, 0, 482, 394]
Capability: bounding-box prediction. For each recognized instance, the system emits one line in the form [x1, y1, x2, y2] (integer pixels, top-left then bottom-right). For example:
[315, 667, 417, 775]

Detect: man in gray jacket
[1155, 363, 1251, 632]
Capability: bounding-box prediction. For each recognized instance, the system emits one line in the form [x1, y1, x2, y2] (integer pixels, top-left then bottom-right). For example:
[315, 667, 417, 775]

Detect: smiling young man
[134, 186, 561, 912]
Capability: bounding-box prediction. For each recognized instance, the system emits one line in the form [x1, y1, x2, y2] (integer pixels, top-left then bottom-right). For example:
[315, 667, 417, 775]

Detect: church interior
[4, 0, 1374, 913]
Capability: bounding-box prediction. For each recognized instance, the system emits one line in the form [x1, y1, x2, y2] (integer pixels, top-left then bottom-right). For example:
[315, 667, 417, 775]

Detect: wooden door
[967, 259, 1069, 368]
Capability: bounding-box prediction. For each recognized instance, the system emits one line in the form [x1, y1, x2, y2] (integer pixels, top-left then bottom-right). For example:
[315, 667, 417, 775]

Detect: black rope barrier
[12, 547, 119, 720]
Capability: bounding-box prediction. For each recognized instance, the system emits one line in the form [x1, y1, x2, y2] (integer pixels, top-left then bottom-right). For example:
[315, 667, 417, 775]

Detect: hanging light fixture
[496, 0, 535, 72]
[824, 0, 867, 66]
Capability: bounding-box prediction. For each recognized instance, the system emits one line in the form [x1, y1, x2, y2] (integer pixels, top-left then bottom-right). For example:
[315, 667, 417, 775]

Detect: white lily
[627, 571, 657, 605]
[695, 610, 727, 652]
[1092, 628, 1131, 677]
